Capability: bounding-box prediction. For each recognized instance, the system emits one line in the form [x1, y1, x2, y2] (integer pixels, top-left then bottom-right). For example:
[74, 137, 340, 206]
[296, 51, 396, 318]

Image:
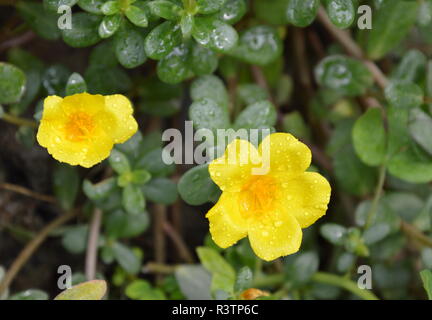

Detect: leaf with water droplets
[320, 223, 347, 245]
[188, 44, 219, 76]
[197, 0, 227, 14]
[178, 164, 221, 205]
[125, 5, 149, 27]
[193, 17, 238, 53]
[190, 75, 229, 110]
[62, 12, 102, 48]
[214, 0, 247, 25]
[189, 98, 230, 131]
[384, 80, 424, 109]
[286, 0, 319, 27]
[66, 72, 87, 95]
[0, 62, 26, 104]
[114, 25, 147, 69]
[230, 25, 282, 66]
[157, 43, 192, 84]
[144, 21, 182, 60]
[148, 0, 181, 20]
[109, 149, 131, 174]
[99, 13, 122, 39]
[122, 183, 146, 215]
[326, 0, 356, 29]
[234, 100, 277, 129]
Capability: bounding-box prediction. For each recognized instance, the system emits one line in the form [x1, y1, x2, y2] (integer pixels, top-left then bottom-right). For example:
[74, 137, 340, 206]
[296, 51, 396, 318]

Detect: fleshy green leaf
[62, 12, 102, 47]
[54, 280, 107, 300]
[193, 17, 238, 53]
[122, 184, 146, 215]
[157, 43, 191, 84]
[66, 72, 87, 95]
[112, 242, 141, 274]
[234, 100, 277, 129]
[315, 55, 373, 96]
[125, 5, 149, 27]
[408, 108, 432, 156]
[197, 0, 227, 14]
[99, 14, 122, 38]
[178, 164, 221, 205]
[189, 98, 230, 131]
[114, 26, 147, 69]
[286, 0, 319, 27]
[352, 108, 387, 166]
[144, 21, 182, 60]
[326, 0, 356, 29]
[53, 164, 80, 210]
[0, 63, 26, 104]
[384, 81, 424, 109]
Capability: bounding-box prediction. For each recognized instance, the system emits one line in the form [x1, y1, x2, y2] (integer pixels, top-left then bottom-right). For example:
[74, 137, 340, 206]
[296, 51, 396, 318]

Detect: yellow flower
[37, 93, 138, 168]
[207, 133, 331, 261]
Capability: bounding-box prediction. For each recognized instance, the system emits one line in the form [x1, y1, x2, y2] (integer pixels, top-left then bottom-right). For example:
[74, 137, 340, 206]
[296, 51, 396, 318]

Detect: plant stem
[182, 0, 196, 12]
[253, 272, 378, 300]
[316, 6, 388, 90]
[85, 208, 103, 281]
[0, 210, 78, 296]
[312, 272, 379, 300]
[1, 112, 38, 128]
[400, 221, 432, 249]
[365, 163, 386, 229]
[0, 182, 56, 203]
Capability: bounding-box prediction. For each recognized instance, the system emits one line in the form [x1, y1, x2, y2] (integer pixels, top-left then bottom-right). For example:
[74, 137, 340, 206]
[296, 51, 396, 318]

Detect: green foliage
[55, 280, 107, 300]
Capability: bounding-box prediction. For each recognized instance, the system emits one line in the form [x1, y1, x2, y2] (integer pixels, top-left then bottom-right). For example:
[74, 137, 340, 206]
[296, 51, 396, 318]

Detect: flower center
[65, 112, 95, 142]
[238, 175, 278, 218]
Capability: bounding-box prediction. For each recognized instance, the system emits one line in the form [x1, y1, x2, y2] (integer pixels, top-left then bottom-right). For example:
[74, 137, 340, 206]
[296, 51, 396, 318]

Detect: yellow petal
[258, 133, 311, 176]
[104, 95, 138, 143]
[80, 131, 114, 168]
[209, 139, 261, 192]
[206, 191, 248, 248]
[40, 95, 63, 120]
[248, 208, 302, 261]
[61, 93, 105, 115]
[278, 172, 331, 228]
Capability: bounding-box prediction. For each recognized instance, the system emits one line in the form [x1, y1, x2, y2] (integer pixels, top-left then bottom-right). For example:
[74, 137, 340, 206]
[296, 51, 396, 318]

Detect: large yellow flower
[37, 93, 138, 168]
[207, 133, 331, 261]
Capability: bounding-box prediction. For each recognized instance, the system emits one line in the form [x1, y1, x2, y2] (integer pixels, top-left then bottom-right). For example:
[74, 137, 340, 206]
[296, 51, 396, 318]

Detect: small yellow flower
[207, 133, 331, 261]
[37, 93, 138, 168]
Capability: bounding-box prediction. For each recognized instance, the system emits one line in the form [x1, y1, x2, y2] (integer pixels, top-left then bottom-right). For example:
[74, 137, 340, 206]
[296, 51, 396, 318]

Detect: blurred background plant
[0, 0, 432, 300]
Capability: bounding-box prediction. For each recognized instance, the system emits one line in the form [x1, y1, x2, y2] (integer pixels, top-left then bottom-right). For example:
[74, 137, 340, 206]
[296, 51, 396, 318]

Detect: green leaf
[62, 13, 102, 48]
[66, 72, 87, 95]
[197, 0, 227, 14]
[197, 246, 236, 294]
[336, 252, 355, 273]
[193, 17, 238, 53]
[366, 0, 419, 60]
[230, 26, 282, 66]
[99, 14, 122, 38]
[326, 0, 356, 29]
[190, 75, 229, 110]
[85, 64, 132, 95]
[83, 177, 117, 201]
[237, 84, 269, 106]
[157, 43, 192, 84]
[78, 0, 105, 14]
[135, 147, 175, 177]
[125, 280, 166, 300]
[17, 1, 61, 40]
[178, 164, 221, 205]
[43, 0, 77, 12]
[148, 0, 181, 20]
[420, 270, 432, 300]
[333, 144, 377, 196]
[0, 63, 26, 104]
[105, 209, 150, 238]
[53, 164, 80, 210]
[101, 0, 119, 15]
[315, 55, 373, 96]
[122, 184, 146, 215]
[55, 280, 107, 300]
[189, 98, 230, 131]
[234, 267, 252, 292]
[112, 242, 141, 274]
[125, 5, 148, 27]
[285, 251, 319, 285]
[234, 100, 277, 129]
[392, 49, 426, 83]
[188, 44, 219, 76]
[254, 0, 290, 25]
[384, 81, 423, 109]
[7, 49, 43, 115]
[282, 111, 310, 141]
[215, 0, 247, 24]
[286, 0, 319, 27]
[352, 108, 387, 166]
[42, 64, 70, 96]
[114, 26, 147, 69]
[109, 149, 131, 174]
[320, 223, 347, 245]
[408, 108, 432, 156]
[144, 21, 182, 60]
[363, 223, 391, 245]
[387, 106, 432, 183]
[418, 0, 432, 27]
[62, 225, 88, 254]
[142, 178, 178, 205]
[131, 169, 152, 185]
[10, 289, 49, 300]
[180, 13, 194, 38]
[175, 265, 212, 300]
